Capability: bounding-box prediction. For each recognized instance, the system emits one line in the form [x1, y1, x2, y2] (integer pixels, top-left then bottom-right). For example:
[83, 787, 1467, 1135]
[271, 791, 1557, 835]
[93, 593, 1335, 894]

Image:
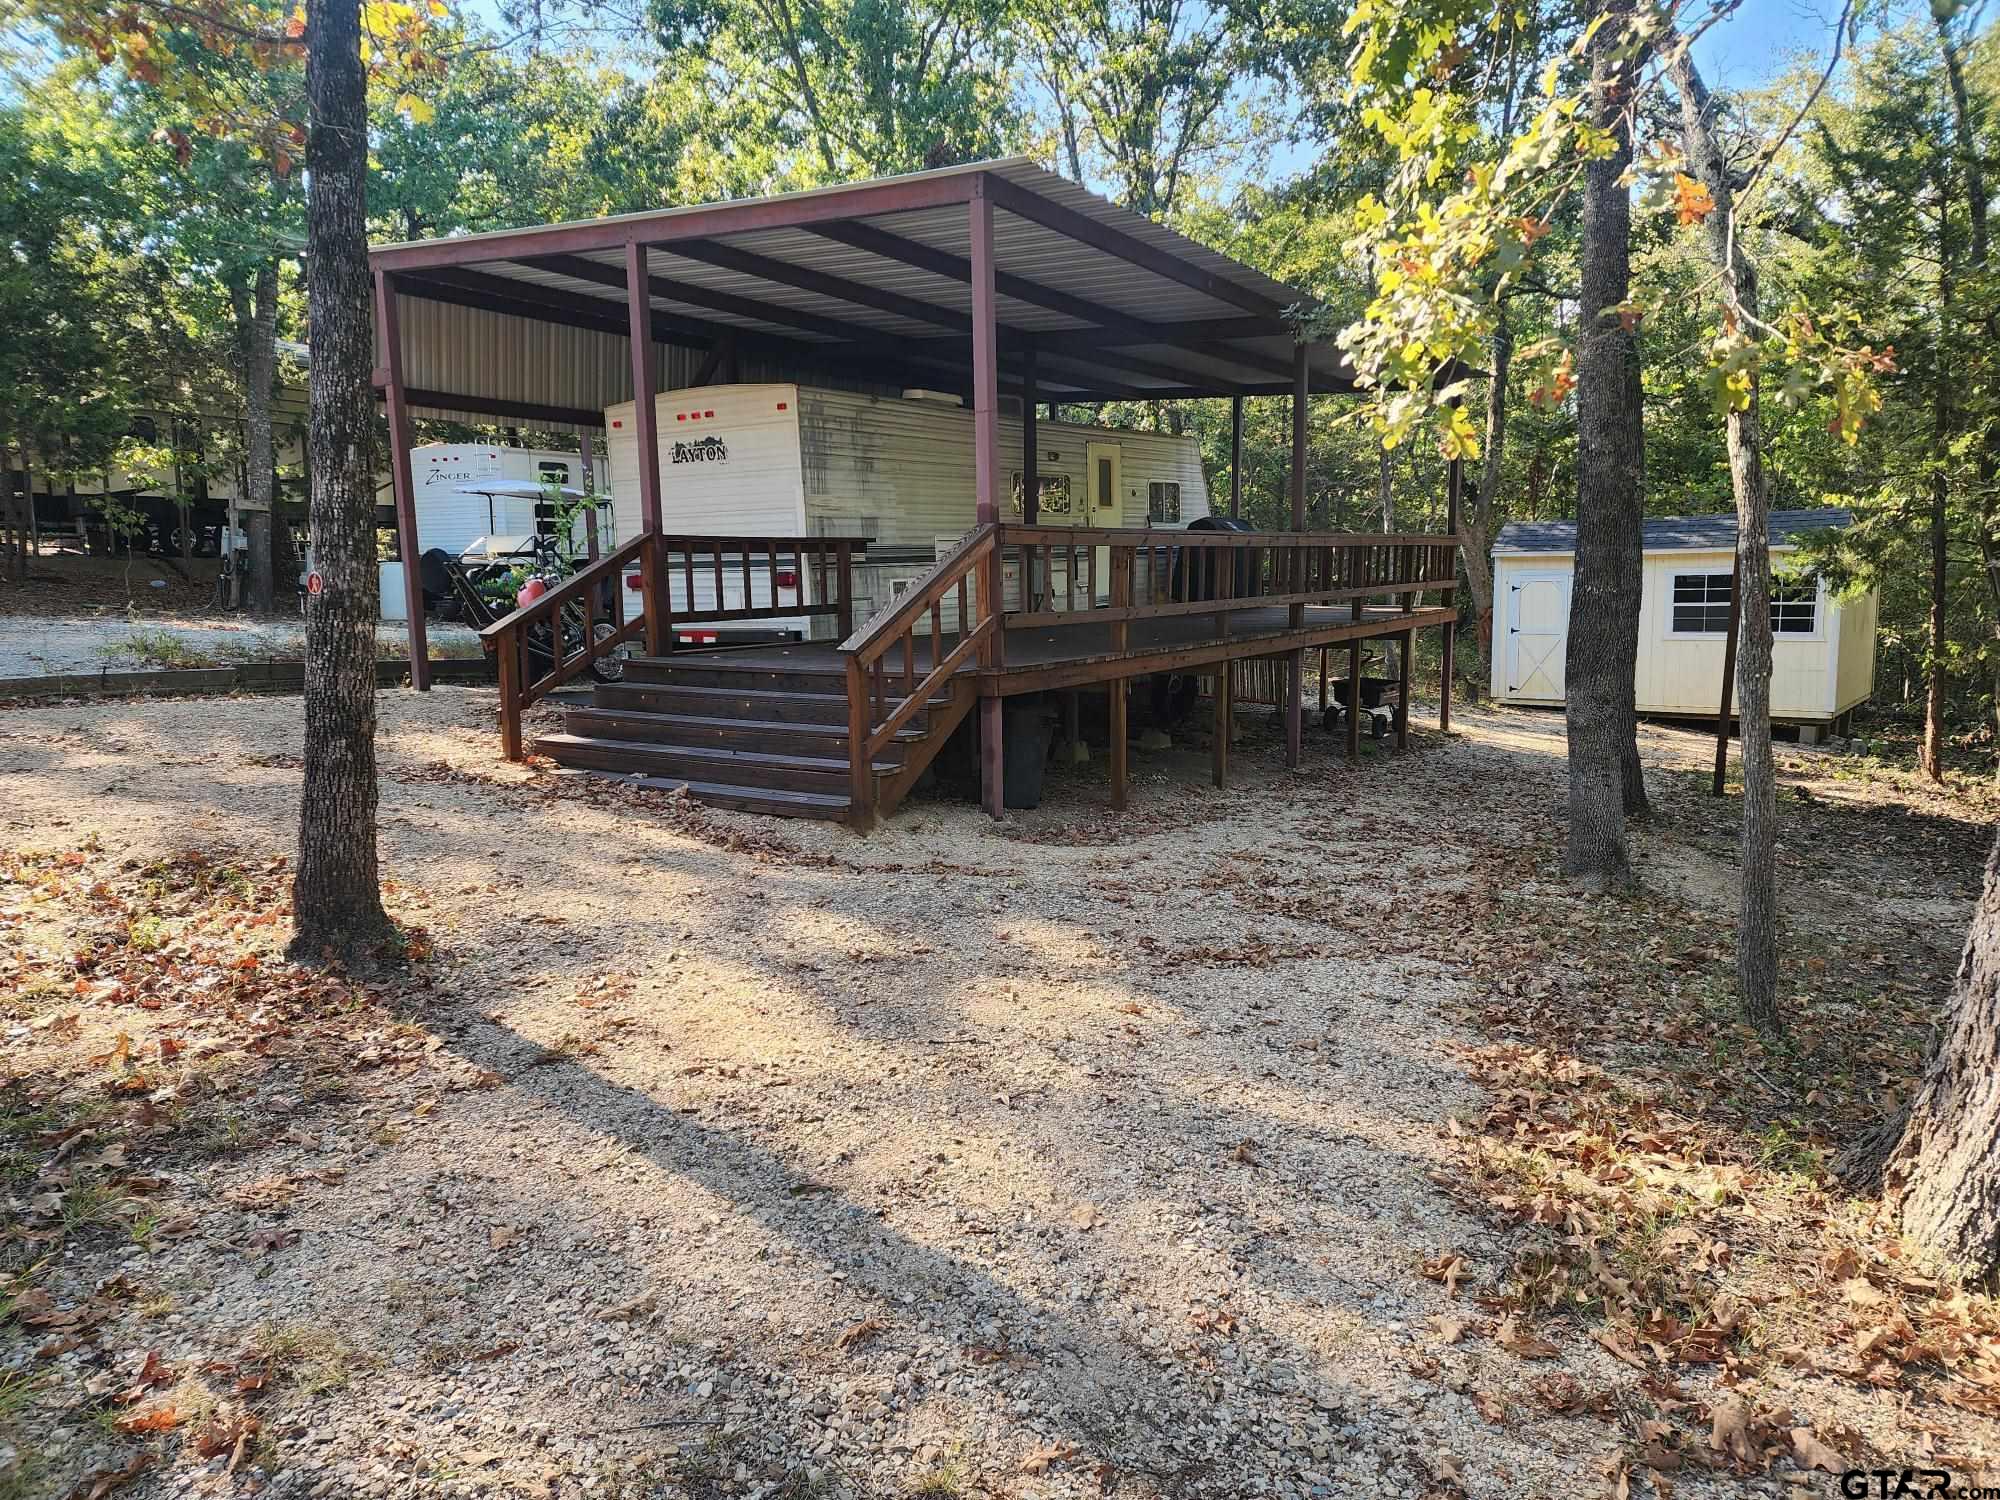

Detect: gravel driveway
[1, 689, 1971, 1499]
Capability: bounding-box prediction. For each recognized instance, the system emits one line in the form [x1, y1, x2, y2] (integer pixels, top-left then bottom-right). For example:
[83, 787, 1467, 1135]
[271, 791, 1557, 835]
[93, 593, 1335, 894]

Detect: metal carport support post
[971, 175, 1006, 819]
[626, 241, 668, 655]
[1285, 342, 1308, 768]
[375, 269, 431, 690]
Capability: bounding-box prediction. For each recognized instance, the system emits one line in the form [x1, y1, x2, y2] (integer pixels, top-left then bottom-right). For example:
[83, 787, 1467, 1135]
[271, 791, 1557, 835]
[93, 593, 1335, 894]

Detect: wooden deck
[664, 602, 1454, 692]
[486, 523, 1463, 827]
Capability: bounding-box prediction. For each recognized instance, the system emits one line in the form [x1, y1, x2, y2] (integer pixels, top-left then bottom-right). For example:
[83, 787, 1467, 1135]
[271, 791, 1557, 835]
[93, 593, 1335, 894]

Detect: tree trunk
[1673, 49, 1781, 1031]
[1378, 444, 1393, 532]
[289, 0, 393, 962]
[1937, 13, 1991, 783]
[1878, 827, 2000, 1275]
[1460, 303, 1510, 699]
[1926, 350, 1951, 783]
[230, 261, 281, 614]
[1563, 0, 1647, 890]
[16, 448, 34, 583]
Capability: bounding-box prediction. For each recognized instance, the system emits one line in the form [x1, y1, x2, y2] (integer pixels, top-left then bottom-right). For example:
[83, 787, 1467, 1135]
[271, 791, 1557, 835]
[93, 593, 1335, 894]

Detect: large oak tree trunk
[1563, 0, 1647, 890]
[1881, 827, 2000, 1275]
[1936, 13, 1991, 783]
[1673, 51, 1781, 1029]
[289, 0, 393, 962]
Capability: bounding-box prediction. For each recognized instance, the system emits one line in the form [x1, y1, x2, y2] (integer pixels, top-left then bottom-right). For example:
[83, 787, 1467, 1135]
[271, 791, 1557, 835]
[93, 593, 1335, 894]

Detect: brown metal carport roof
[370, 156, 1353, 426]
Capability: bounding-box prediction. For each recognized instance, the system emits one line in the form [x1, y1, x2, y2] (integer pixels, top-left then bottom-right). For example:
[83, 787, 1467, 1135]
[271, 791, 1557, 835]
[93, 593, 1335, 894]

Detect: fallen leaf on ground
[837, 1317, 886, 1350]
[1790, 1427, 1846, 1474]
[1420, 1253, 1470, 1296]
[488, 1225, 519, 1250]
[63, 1453, 153, 1500]
[1021, 1440, 1077, 1474]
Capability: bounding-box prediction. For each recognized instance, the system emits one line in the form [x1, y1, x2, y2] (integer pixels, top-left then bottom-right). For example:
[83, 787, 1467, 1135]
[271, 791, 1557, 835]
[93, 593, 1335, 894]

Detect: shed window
[1771, 576, 1818, 634]
[1670, 572, 1734, 635]
[1669, 571, 1820, 635]
[1148, 481, 1182, 523]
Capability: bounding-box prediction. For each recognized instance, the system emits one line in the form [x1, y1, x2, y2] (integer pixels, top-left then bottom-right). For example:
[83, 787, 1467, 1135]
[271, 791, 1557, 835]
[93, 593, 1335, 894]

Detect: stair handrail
[482, 532, 651, 761]
[838, 522, 1000, 826]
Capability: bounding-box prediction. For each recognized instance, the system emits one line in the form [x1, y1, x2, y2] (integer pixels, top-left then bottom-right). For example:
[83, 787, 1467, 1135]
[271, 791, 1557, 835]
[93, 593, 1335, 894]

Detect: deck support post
[1346, 641, 1362, 765]
[1712, 552, 1742, 795]
[1441, 449, 1463, 731]
[1108, 678, 1128, 809]
[1229, 394, 1244, 519]
[1395, 628, 1413, 750]
[1212, 665, 1231, 788]
[1284, 343, 1308, 767]
[626, 240, 667, 656]
[970, 177, 1006, 818]
[846, 654, 875, 829]
[374, 270, 431, 689]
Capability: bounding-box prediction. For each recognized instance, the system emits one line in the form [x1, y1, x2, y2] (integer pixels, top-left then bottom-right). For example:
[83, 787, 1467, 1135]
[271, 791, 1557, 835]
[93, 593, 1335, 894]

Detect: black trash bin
[1001, 697, 1058, 810]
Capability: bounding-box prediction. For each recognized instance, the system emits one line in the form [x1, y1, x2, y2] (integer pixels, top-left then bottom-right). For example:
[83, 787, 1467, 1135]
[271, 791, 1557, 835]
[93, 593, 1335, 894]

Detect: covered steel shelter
[369, 159, 1463, 823]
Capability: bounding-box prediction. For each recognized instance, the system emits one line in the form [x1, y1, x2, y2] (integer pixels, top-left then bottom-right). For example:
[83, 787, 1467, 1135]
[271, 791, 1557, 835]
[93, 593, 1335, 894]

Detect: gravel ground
[0, 688, 1975, 1499]
[0, 616, 483, 677]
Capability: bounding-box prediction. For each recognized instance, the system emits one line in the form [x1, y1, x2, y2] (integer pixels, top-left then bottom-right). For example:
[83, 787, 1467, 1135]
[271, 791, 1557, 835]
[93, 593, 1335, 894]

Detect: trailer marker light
[676, 412, 686, 421]
[611, 419, 622, 429]
[703, 410, 714, 418]
[775, 569, 798, 589]
[776, 402, 787, 411]
[626, 575, 644, 591]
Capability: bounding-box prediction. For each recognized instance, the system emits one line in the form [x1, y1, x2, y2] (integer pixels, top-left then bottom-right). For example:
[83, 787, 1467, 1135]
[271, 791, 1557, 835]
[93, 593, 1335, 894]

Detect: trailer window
[1148, 481, 1182, 523]
[1011, 473, 1073, 517]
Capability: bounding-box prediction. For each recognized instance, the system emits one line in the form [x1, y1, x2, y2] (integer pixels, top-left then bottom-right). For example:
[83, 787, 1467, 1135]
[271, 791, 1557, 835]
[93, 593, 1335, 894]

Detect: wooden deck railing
[482, 534, 650, 760]
[483, 531, 868, 761]
[997, 526, 1458, 629]
[838, 523, 1000, 823]
[651, 534, 866, 638]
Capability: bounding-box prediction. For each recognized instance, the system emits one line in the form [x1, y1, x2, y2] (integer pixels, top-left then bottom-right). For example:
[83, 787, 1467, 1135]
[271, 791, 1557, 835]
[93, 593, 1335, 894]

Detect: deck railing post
[846, 652, 874, 829]
[626, 240, 667, 656]
[836, 541, 855, 640]
[496, 626, 523, 761]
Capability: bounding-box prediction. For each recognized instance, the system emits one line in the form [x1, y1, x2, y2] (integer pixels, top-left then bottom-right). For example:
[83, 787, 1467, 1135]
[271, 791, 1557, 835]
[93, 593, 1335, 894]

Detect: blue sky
[1691, 0, 1852, 92]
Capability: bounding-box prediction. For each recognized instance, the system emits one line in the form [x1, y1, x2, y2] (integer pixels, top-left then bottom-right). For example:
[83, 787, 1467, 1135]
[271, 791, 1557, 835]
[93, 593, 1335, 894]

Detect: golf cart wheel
[589, 623, 631, 683]
[1371, 713, 1389, 741]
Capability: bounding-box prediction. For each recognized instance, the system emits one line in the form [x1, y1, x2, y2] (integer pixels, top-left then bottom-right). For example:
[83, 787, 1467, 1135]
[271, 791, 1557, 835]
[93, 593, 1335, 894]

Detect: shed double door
[1506, 572, 1569, 701]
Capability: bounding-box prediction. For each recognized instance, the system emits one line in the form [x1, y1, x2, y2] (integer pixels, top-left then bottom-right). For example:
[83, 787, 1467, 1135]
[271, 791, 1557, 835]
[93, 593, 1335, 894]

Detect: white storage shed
[602, 381, 1210, 633]
[1490, 509, 1877, 733]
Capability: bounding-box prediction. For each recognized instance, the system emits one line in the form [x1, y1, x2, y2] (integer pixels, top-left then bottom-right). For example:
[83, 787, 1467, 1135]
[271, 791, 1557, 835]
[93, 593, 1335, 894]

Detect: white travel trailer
[379, 443, 606, 621]
[601, 382, 1211, 639]
[1490, 509, 1878, 738]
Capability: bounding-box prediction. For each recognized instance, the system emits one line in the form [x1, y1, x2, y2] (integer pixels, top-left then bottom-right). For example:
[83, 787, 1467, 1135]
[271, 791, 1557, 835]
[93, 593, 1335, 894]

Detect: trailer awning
[370, 157, 1357, 426]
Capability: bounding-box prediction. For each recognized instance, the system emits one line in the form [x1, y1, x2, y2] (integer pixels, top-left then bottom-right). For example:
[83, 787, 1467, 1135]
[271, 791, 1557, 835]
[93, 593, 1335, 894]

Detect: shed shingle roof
[1492, 508, 1854, 556]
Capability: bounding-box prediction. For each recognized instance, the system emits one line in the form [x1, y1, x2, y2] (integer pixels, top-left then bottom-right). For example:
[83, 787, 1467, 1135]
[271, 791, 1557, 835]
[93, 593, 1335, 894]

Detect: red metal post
[374, 270, 431, 690]
[1229, 394, 1244, 519]
[626, 241, 667, 655]
[971, 175, 1006, 818]
[1284, 342, 1308, 768]
[1021, 344, 1039, 525]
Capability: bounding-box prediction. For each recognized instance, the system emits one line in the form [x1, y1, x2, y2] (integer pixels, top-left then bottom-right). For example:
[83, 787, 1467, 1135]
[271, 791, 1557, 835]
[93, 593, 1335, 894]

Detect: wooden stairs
[532, 654, 977, 823]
